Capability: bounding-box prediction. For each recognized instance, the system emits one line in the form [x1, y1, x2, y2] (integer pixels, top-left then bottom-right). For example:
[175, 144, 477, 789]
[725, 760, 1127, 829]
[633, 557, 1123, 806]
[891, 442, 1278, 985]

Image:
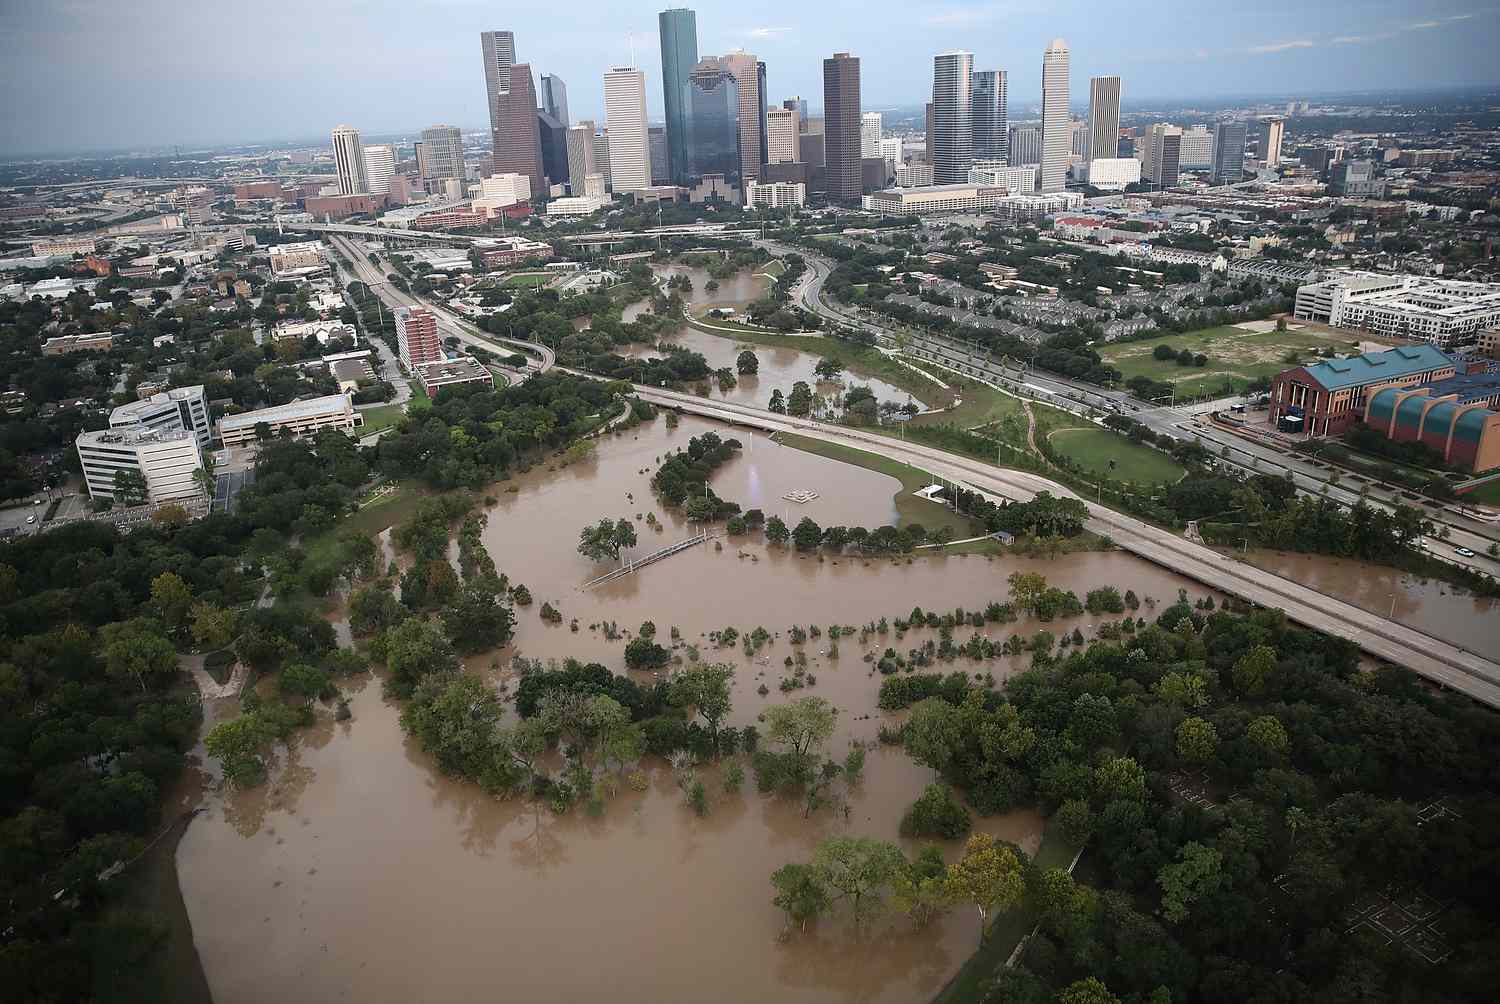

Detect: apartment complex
[268, 241, 325, 276]
[217, 394, 364, 448]
[1294, 272, 1500, 349]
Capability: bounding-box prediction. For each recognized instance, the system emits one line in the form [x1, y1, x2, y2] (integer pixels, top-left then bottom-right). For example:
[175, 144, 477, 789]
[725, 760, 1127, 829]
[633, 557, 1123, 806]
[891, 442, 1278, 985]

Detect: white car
[1454, 546, 1476, 558]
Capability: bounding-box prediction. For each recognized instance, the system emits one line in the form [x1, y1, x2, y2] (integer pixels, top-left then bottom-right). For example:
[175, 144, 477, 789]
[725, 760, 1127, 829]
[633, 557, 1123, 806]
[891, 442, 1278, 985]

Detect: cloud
[1331, 31, 1397, 44]
[746, 26, 791, 39]
[1408, 19, 1444, 29]
[1247, 39, 1316, 54]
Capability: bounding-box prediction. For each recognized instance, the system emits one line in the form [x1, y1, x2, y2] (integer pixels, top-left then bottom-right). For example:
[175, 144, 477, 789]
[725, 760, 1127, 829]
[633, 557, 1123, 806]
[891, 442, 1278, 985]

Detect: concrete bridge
[627, 385, 1500, 710]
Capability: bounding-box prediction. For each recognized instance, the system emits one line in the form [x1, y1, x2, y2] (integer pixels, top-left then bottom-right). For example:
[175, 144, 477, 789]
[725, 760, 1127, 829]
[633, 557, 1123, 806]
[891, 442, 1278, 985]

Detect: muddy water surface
[179, 414, 1227, 1004]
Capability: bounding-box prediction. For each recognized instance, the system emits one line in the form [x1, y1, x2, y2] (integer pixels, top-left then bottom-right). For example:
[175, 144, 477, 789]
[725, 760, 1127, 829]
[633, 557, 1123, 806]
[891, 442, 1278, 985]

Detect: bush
[624, 635, 670, 669]
[877, 671, 972, 710]
[899, 784, 972, 839]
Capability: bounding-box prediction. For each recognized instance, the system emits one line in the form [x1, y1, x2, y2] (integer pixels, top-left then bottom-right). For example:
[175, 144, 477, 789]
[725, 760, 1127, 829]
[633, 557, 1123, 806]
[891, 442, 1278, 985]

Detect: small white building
[273, 319, 358, 345]
[745, 181, 806, 209]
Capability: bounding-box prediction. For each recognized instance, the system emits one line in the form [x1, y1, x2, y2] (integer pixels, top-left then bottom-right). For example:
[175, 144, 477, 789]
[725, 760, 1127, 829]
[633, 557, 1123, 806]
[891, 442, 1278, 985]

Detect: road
[759, 239, 1500, 572]
[621, 384, 1500, 710]
[329, 236, 555, 374]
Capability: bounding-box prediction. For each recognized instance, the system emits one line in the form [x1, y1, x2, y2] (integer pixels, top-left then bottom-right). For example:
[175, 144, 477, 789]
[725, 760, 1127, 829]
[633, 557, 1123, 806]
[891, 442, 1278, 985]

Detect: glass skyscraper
[971, 70, 1008, 163]
[658, 8, 698, 185]
[686, 58, 741, 199]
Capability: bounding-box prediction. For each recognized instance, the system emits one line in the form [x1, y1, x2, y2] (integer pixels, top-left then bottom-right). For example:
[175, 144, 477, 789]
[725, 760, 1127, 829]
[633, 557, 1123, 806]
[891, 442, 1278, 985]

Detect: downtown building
[604, 67, 652, 192]
[971, 70, 1008, 163]
[419, 125, 465, 186]
[930, 52, 974, 185]
[1212, 121, 1247, 183]
[823, 52, 862, 203]
[659, 8, 698, 184]
[331, 125, 368, 195]
[685, 58, 743, 201]
[1086, 75, 1121, 163]
[1039, 39, 1071, 192]
[718, 52, 765, 192]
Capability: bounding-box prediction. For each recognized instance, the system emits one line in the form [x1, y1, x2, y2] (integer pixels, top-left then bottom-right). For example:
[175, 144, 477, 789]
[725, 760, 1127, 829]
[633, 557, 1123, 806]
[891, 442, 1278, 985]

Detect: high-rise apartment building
[686, 58, 742, 196]
[971, 70, 1008, 163]
[861, 112, 882, 158]
[931, 52, 974, 185]
[489, 63, 545, 195]
[604, 67, 651, 191]
[362, 145, 395, 195]
[1253, 118, 1284, 167]
[1008, 125, 1042, 166]
[658, 8, 698, 184]
[766, 106, 799, 164]
[540, 74, 569, 124]
[822, 52, 862, 202]
[1213, 121, 1247, 182]
[331, 125, 368, 195]
[1086, 75, 1121, 162]
[395, 306, 443, 371]
[1039, 39, 1071, 192]
[566, 121, 598, 195]
[419, 125, 465, 182]
[719, 52, 764, 188]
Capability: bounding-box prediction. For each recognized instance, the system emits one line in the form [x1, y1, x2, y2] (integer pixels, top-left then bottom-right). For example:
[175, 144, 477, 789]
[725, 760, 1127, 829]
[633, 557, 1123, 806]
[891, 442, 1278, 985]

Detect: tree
[149, 572, 194, 635]
[1157, 841, 1225, 924]
[902, 697, 962, 777]
[577, 517, 638, 563]
[1176, 716, 1219, 764]
[624, 635, 670, 669]
[792, 516, 823, 552]
[190, 602, 237, 651]
[787, 381, 814, 416]
[1053, 799, 1094, 848]
[672, 663, 734, 754]
[764, 697, 838, 762]
[1155, 671, 1209, 709]
[442, 585, 515, 653]
[771, 863, 830, 932]
[765, 515, 790, 545]
[100, 619, 178, 691]
[1232, 644, 1276, 696]
[1093, 756, 1147, 802]
[900, 784, 971, 839]
[382, 617, 459, 698]
[768, 388, 786, 414]
[814, 358, 845, 380]
[1059, 977, 1122, 1004]
[811, 835, 905, 930]
[400, 673, 502, 779]
[1247, 715, 1289, 754]
[1007, 570, 1048, 614]
[205, 714, 274, 787]
[279, 662, 330, 699]
[944, 832, 1025, 944]
[112, 468, 148, 507]
[893, 846, 949, 928]
[736, 349, 759, 375]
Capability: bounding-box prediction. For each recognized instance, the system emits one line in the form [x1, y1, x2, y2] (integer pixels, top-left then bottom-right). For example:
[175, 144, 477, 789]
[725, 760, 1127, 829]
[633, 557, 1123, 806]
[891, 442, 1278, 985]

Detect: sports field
[1048, 426, 1186, 484]
[1098, 323, 1377, 398]
[499, 272, 554, 289]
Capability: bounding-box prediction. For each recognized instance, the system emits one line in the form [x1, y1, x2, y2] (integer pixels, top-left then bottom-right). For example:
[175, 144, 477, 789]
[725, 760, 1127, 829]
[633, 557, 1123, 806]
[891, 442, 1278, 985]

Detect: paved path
[623, 384, 1500, 710]
[181, 652, 246, 701]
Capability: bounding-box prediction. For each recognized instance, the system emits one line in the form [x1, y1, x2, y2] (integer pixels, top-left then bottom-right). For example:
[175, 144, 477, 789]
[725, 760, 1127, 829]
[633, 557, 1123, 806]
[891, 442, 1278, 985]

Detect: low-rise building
[1294, 272, 1500, 350]
[1269, 344, 1457, 437]
[267, 241, 326, 276]
[546, 195, 611, 216]
[967, 163, 1036, 192]
[414, 356, 494, 396]
[273, 319, 358, 345]
[32, 236, 99, 257]
[1364, 383, 1500, 472]
[42, 332, 114, 355]
[76, 427, 205, 504]
[217, 394, 364, 447]
[745, 181, 806, 209]
[479, 236, 555, 268]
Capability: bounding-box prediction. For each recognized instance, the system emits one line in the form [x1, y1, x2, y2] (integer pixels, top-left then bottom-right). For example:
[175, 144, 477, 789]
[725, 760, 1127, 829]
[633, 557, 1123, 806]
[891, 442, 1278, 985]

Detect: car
[1454, 546, 1476, 558]
[25, 515, 35, 524]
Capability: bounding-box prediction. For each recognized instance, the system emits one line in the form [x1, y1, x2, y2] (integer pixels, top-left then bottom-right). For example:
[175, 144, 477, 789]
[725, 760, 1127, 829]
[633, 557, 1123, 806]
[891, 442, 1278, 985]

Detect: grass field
[407, 381, 431, 412]
[1098, 323, 1375, 398]
[774, 432, 982, 539]
[1048, 426, 1186, 484]
[358, 404, 406, 435]
[499, 272, 554, 289]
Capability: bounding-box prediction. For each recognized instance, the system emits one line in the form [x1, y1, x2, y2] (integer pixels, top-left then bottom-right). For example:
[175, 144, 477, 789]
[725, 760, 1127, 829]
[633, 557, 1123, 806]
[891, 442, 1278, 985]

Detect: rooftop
[217, 393, 353, 431]
[1422, 370, 1500, 404]
[1298, 344, 1455, 391]
[111, 385, 204, 423]
[415, 356, 493, 387]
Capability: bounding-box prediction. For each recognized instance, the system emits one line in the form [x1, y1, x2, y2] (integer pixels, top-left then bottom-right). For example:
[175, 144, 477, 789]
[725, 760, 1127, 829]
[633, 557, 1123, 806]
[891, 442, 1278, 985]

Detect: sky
[1, 0, 1498, 155]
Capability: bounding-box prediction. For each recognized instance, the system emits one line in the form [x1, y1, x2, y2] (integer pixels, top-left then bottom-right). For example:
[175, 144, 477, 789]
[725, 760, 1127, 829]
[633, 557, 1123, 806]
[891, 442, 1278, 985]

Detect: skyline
[2, 1, 1499, 156]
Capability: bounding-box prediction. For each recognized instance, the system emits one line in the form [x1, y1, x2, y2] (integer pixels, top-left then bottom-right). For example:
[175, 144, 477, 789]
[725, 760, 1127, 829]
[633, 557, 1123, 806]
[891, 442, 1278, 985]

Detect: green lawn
[912, 378, 1025, 436]
[407, 381, 431, 411]
[1462, 478, 1500, 506]
[774, 432, 982, 539]
[1098, 324, 1376, 398]
[358, 404, 406, 435]
[499, 271, 554, 289]
[1048, 426, 1186, 485]
[759, 259, 786, 278]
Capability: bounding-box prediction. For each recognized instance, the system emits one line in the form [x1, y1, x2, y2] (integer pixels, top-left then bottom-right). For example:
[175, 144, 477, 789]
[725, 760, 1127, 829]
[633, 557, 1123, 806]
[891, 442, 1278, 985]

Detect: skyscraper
[362, 145, 395, 195]
[492, 64, 545, 195]
[1213, 121, 1247, 182]
[686, 58, 742, 197]
[766, 106, 799, 164]
[480, 30, 517, 120]
[331, 125, 368, 195]
[822, 53, 862, 202]
[604, 67, 651, 191]
[720, 52, 763, 188]
[593, 130, 612, 189]
[783, 97, 808, 130]
[565, 121, 597, 195]
[1086, 75, 1121, 162]
[1039, 39, 1071, 192]
[538, 111, 570, 190]
[971, 70, 1008, 163]
[931, 51, 974, 185]
[861, 112, 882, 158]
[419, 126, 465, 183]
[1139, 123, 1183, 186]
[658, 8, 698, 185]
[1253, 118, 1284, 167]
[540, 74, 569, 125]
[1008, 125, 1042, 166]
[649, 127, 670, 185]
[757, 61, 769, 168]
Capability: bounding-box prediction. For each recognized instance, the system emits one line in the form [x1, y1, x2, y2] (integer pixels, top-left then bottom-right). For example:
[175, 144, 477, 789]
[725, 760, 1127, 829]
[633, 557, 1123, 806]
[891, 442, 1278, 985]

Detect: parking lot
[0, 499, 48, 537]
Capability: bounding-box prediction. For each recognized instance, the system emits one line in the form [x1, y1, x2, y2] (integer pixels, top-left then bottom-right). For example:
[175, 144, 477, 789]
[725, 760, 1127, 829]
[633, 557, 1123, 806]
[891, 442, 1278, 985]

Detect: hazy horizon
[2, 0, 1497, 157]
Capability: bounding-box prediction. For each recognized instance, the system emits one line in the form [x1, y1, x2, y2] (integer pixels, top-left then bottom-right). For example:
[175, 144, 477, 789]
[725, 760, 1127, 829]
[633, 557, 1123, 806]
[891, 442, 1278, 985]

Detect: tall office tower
[419, 125, 465, 182]
[481, 30, 516, 98]
[1213, 121, 1247, 182]
[1070, 119, 1088, 157]
[540, 73, 569, 125]
[603, 67, 651, 191]
[930, 52, 974, 185]
[860, 112, 882, 158]
[879, 136, 903, 170]
[686, 58, 742, 196]
[784, 97, 809, 130]
[1039, 38, 1070, 191]
[538, 112, 570, 189]
[649, 127, 670, 185]
[331, 125, 368, 194]
[565, 121, 597, 194]
[414, 141, 430, 182]
[1008, 125, 1042, 165]
[394, 306, 442, 370]
[766, 106, 799, 163]
[362, 145, 395, 195]
[1086, 75, 1121, 162]
[822, 52, 862, 202]
[658, 8, 698, 184]
[719, 52, 764, 187]
[593, 130, 612, 188]
[1254, 118, 1284, 167]
[1178, 125, 1213, 169]
[1139, 123, 1182, 186]
[925, 103, 934, 163]
[971, 70, 1008, 162]
[757, 61, 768, 167]
[491, 64, 545, 195]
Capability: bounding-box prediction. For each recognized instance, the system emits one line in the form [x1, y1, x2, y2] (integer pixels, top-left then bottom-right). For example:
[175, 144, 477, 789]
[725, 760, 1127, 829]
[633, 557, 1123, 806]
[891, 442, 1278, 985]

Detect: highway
[623, 385, 1500, 711]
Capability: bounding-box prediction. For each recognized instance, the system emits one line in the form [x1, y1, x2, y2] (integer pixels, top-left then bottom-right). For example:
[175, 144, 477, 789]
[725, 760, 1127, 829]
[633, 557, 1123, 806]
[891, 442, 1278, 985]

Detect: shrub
[899, 784, 972, 839]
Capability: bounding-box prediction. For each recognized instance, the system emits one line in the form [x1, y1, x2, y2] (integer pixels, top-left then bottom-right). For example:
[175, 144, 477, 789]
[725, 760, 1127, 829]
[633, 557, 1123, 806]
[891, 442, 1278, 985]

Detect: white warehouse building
[76, 427, 205, 504]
